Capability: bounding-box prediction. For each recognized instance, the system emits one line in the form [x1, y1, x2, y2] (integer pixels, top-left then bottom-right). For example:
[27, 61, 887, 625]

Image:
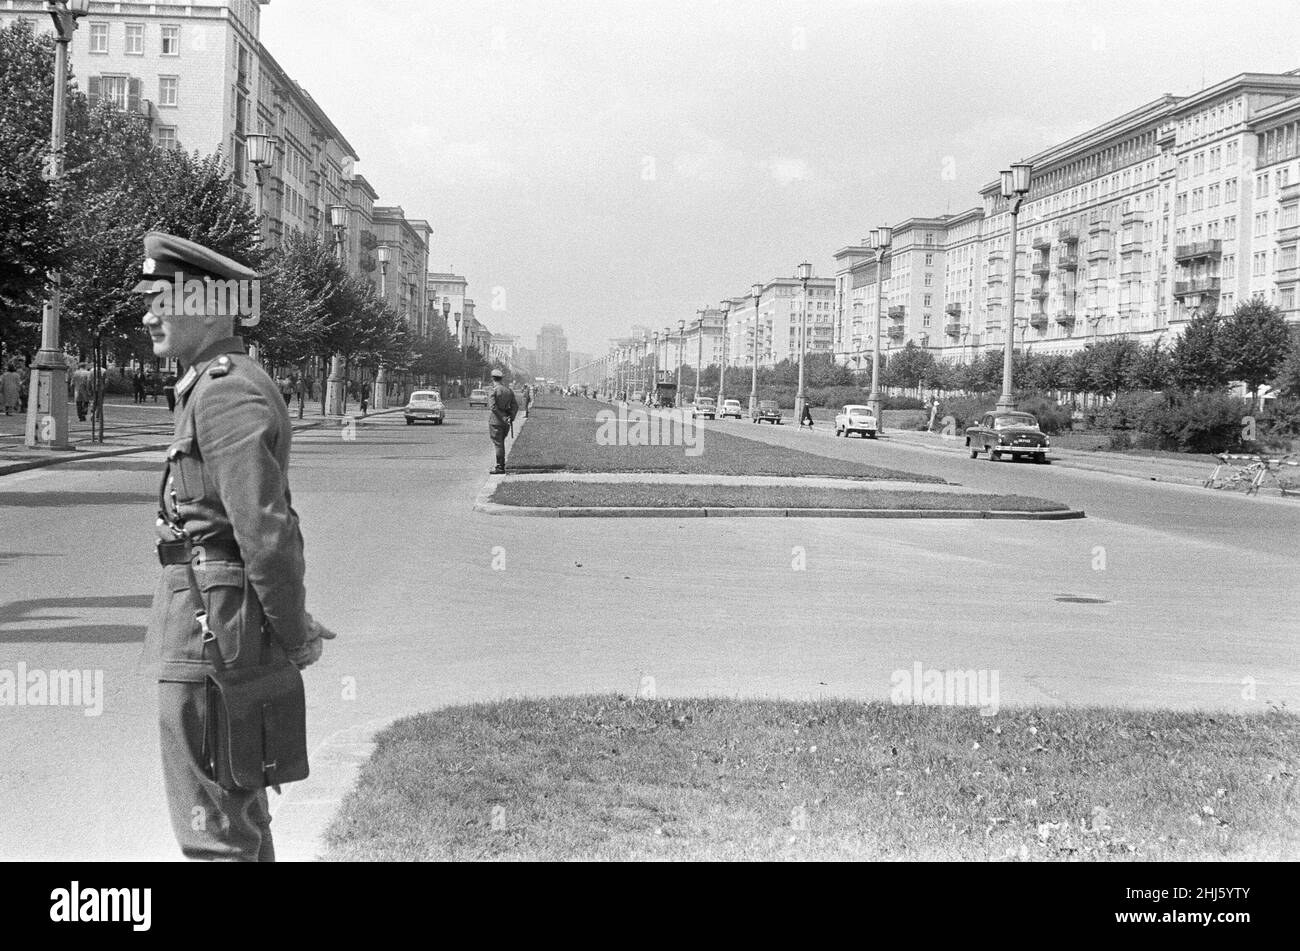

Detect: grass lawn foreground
[322, 696, 1300, 861]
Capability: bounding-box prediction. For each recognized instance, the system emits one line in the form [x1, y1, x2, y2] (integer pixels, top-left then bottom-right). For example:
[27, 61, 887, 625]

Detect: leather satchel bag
[184, 559, 310, 792]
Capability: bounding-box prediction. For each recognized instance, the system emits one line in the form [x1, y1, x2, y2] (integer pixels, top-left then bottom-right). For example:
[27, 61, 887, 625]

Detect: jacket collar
[175, 336, 246, 401]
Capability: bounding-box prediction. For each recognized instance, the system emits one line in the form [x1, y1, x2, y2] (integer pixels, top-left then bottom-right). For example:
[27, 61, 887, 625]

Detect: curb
[0, 418, 326, 477]
[473, 499, 1085, 520]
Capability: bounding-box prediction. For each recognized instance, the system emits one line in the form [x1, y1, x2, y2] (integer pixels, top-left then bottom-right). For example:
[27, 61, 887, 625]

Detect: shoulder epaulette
[208, 355, 233, 378]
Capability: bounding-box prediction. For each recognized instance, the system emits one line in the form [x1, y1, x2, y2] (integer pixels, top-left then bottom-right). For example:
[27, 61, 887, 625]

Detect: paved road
[1, 396, 1296, 860]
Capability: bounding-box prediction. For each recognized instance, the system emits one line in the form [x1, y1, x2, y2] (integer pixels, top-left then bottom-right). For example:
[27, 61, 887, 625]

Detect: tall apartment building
[718, 277, 835, 369]
[830, 68, 1300, 364]
[535, 324, 569, 382]
[372, 206, 430, 336]
[427, 273, 469, 338]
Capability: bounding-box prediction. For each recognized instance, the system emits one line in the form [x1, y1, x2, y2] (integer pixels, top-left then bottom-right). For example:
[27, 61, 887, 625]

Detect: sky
[261, 0, 1300, 356]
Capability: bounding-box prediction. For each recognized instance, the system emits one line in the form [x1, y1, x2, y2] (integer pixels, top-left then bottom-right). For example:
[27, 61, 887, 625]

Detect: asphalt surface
[1, 395, 1296, 860]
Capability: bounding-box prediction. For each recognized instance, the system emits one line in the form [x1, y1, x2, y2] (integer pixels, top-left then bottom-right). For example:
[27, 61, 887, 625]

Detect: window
[1225, 178, 1238, 203]
[89, 23, 108, 53]
[1252, 252, 1267, 277]
[923, 272, 933, 287]
[1255, 212, 1269, 237]
[924, 253, 933, 266]
[1208, 183, 1220, 207]
[923, 294, 932, 307]
[100, 75, 128, 110]
[121, 23, 145, 55]
[1226, 141, 1238, 164]
[1257, 174, 1270, 198]
[161, 25, 180, 56]
[1223, 255, 1236, 280]
[158, 76, 178, 107]
[156, 126, 177, 150]
[1223, 215, 1236, 238]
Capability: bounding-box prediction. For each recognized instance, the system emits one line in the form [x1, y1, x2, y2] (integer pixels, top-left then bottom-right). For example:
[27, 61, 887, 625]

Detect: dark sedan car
[966, 411, 1050, 463]
[751, 399, 782, 424]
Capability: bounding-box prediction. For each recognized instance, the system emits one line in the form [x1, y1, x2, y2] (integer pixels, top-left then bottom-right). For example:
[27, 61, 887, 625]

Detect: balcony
[986, 271, 1006, 285]
[888, 305, 906, 320]
[887, 325, 905, 340]
[1174, 240, 1223, 262]
[1031, 259, 1051, 276]
[1120, 236, 1144, 253]
[1029, 312, 1049, 328]
[1173, 277, 1222, 298]
[1030, 287, 1049, 301]
[1089, 218, 1111, 234]
[985, 288, 1004, 303]
[1087, 243, 1111, 261]
[1275, 265, 1299, 286]
[1032, 235, 1052, 251]
[945, 321, 962, 336]
[1055, 252, 1079, 270]
[944, 302, 962, 317]
[1278, 223, 1299, 246]
[1058, 227, 1080, 244]
[1054, 311, 1076, 327]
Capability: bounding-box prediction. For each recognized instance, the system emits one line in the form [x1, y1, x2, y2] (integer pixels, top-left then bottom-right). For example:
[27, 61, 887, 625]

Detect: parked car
[834, 404, 878, 438]
[468, 388, 489, 408]
[719, 398, 743, 419]
[751, 399, 782, 424]
[692, 396, 716, 419]
[965, 411, 1050, 462]
[404, 390, 445, 425]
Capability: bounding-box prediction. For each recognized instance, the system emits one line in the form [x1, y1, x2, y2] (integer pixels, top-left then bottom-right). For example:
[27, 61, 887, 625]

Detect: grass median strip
[321, 696, 1300, 861]
[490, 480, 1069, 512]
[511, 399, 942, 482]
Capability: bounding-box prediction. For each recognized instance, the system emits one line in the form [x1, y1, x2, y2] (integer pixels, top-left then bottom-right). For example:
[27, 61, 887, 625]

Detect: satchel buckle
[196, 611, 214, 642]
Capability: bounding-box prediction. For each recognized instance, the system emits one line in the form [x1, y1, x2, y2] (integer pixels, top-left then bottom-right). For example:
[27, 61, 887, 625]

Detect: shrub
[1136, 390, 1251, 453]
[936, 394, 996, 430]
[1015, 396, 1072, 435]
[809, 385, 869, 409]
[882, 395, 925, 410]
[1094, 390, 1164, 431]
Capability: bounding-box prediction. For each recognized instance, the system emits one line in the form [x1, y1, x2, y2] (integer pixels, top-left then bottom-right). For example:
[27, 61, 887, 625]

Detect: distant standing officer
[488, 368, 517, 474]
[137, 232, 336, 862]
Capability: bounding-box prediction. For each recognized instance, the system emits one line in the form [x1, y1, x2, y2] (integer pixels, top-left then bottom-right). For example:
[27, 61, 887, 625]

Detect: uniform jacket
[144, 337, 310, 682]
[489, 383, 517, 428]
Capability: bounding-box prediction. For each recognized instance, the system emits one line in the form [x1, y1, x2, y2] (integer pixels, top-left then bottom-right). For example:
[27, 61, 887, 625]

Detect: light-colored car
[719, 399, 743, 419]
[404, 390, 445, 425]
[691, 397, 716, 419]
[468, 388, 489, 408]
[834, 404, 878, 438]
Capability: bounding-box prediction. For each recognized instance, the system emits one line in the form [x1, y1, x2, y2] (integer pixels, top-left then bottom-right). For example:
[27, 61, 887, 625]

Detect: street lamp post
[695, 307, 706, 401]
[25, 0, 91, 450]
[997, 162, 1033, 411]
[651, 330, 659, 403]
[748, 282, 762, 414]
[324, 204, 349, 416]
[244, 132, 273, 368]
[675, 319, 685, 406]
[866, 227, 891, 427]
[454, 313, 462, 395]
[374, 244, 391, 410]
[794, 261, 813, 425]
[717, 299, 730, 409]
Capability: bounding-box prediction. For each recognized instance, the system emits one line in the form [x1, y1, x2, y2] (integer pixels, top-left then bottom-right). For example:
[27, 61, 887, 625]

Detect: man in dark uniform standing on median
[137, 232, 336, 861]
[488, 367, 517, 474]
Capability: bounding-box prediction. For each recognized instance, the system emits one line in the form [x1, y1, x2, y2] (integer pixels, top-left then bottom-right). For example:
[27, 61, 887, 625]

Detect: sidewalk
[0, 396, 400, 477]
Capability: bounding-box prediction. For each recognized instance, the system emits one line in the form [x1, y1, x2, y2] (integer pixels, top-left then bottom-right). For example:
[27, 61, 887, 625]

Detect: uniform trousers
[159, 680, 275, 862]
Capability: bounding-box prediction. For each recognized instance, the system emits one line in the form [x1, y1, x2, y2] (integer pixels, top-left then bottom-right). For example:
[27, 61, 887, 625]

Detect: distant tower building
[536, 324, 569, 381]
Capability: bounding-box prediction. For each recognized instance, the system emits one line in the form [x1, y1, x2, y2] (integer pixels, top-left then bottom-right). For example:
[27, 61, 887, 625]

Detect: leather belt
[157, 540, 242, 566]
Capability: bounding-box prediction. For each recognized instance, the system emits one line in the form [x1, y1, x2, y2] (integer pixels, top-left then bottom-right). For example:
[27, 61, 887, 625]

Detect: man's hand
[287, 615, 338, 669]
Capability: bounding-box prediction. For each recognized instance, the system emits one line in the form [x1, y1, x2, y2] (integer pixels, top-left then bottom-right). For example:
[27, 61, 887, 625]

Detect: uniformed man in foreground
[138, 232, 336, 861]
[487, 367, 517, 474]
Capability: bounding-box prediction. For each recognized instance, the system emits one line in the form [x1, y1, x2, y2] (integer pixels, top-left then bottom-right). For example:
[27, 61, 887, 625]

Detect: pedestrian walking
[1, 362, 20, 415]
[133, 369, 147, 404]
[71, 363, 93, 421]
[137, 232, 337, 862]
[523, 383, 533, 419]
[360, 381, 370, 417]
[801, 402, 814, 428]
[162, 371, 177, 412]
[293, 375, 305, 419]
[487, 367, 518, 474]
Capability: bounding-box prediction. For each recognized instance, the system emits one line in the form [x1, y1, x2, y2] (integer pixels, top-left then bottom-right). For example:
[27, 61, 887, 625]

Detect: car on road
[966, 411, 1050, 462]
[719, 399, 743, 419]
[692, 396, 716, 419]
[468, 388, 489, 408]
[404, 390, 445, 425]
[834, 404, 878, 438]
[752, 399, 782, 424]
